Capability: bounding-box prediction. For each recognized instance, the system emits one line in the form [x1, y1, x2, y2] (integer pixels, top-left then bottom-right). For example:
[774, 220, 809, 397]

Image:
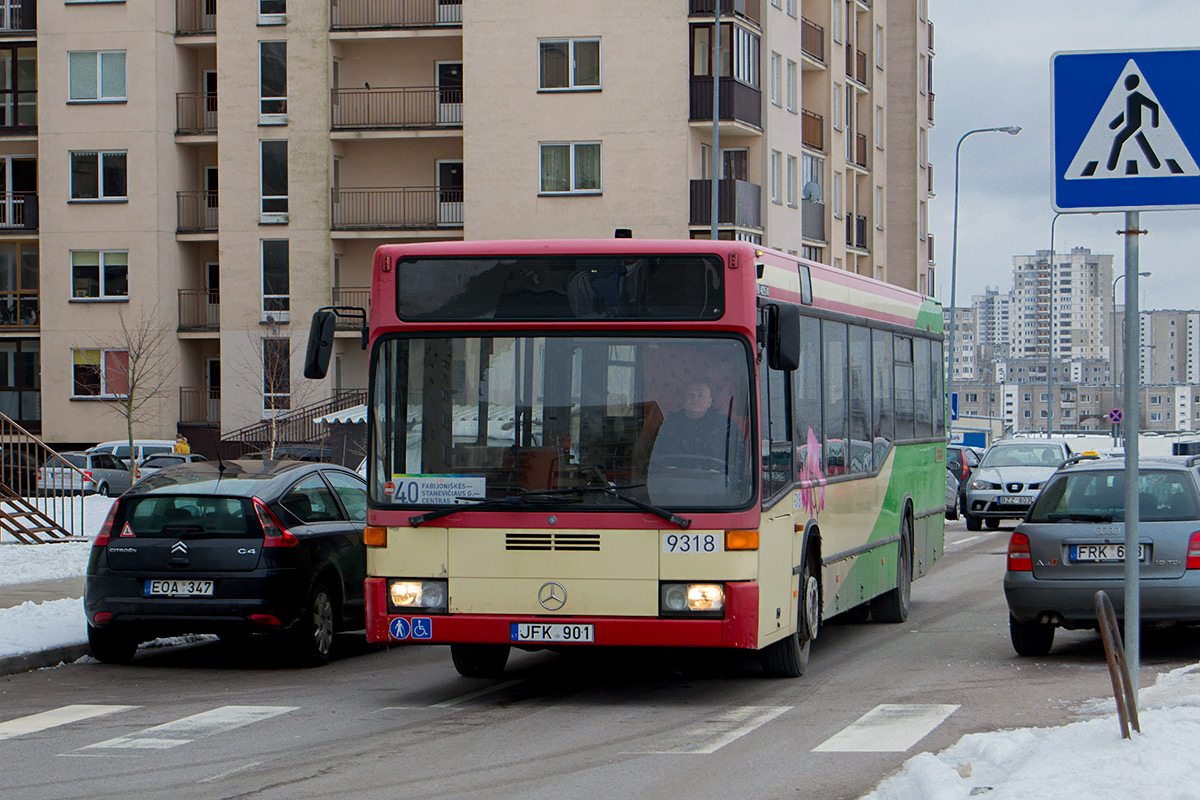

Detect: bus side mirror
[303, 310, 336, 379]
[767, 304, 801, 372]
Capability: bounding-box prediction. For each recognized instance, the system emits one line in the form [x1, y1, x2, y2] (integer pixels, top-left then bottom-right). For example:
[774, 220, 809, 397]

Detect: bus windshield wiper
[568, 483, 692, 529]
[408, 492, 582, 527]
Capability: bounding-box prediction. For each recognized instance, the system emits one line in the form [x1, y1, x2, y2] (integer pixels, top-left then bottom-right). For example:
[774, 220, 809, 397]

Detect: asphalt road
[4, 520, 1200, 800]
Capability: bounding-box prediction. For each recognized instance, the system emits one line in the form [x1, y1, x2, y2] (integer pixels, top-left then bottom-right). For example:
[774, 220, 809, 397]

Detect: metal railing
[928, 91, 935, 124]
[176, 0, 216, 34]
[0, 412, 86, 543]
[688, 0, 760, 25]
[801, 109, 824, 151]
[176, 92, 218, 135]
[332, 287, 370, 328]
[223, 388, 369, 448]
[331, 86, 462, 129]
[332, 187, 462, 230]
[801, 200, 825, 243]
[0, 291, 37, 328]
[178, 289, 219, 331]
[0, 192, 36, 230]
[180, 386, 221, 426]
[0, 0, 34, 33]
[927, 20, 935, 53]
[330, 0, 463, 30]
[688, 179, 762, 229]
[177, 191, 218, 233]
[801, 17, 825, 63]
[688, 77, 762, 129]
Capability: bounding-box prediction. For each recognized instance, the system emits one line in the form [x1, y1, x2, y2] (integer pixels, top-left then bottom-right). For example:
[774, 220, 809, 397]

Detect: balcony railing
[176, 93, 217, 135]
[330, 0, 464, 30]
[855, 50, 868, 85]
[332, 187, 463, 230]
[177, 191, 217, 233]
[176, 0, 216, 35]
[689, 77, 762, 130]
[927, 162, 934, 195]
[801, 109, 823, 151]
[331, 86, 462, 130]
[178, 289, 219, 331]
[846, 215, 868, 249]
[800, 17, 824, 63]
[855, 133, 868, 167]
[332, 287, 370, 327]
[0, 192, 36, 230]
[801, 200, 824, 242]
[688, 0, 761, 25]
[688, 179, 762, 230]
[180, 387, 220, 426]
[927, 20, 935, 53]
[927, 233, 935, 264]
[928, 91, 935, 124]
[0, 0, 35, 33]
[0, 291, 37, 329]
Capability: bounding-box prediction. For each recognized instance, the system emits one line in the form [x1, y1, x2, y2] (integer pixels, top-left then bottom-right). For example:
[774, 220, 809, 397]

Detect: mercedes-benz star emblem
[538, 581, 567, 611]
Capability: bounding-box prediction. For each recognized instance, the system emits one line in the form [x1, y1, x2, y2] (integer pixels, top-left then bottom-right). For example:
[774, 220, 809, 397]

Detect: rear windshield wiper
[1044, 513, 1114, 523]
[408, 491, 582, 527]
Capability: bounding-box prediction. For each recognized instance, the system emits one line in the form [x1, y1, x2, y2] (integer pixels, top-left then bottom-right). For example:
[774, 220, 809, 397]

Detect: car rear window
[141, 456, 183, 469]
[123, 496, 255, 537]
[1030, 470, 1200, 523]
[47, 454, 86, 469]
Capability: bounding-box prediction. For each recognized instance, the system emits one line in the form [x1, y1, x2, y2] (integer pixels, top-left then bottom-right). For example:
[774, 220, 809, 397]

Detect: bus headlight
[388, 579, 448, 612]
[660, 583, 725, 617]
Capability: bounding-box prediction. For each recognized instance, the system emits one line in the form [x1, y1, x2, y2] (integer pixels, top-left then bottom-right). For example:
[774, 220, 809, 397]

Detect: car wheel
[450, 643, 511, 678]
[95, 482, 110, 497]
[1009, 614, 1055, 656]
[985, 518, 1001, 530]
[88, 625, 138, 664]
[872, 515, 912, 624]
[965, 512, 982, 532]
[761, 549, 820, 677]
[291, 580, 337, 666]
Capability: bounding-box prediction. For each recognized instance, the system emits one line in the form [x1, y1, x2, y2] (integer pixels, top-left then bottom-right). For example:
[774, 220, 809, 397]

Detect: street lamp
[946, 126, 1021, 435]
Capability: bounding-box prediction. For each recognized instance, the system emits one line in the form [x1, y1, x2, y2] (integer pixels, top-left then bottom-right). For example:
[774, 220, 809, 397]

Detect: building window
[539, 38, 600, 90]
[832, 85, 842, 131]
[875, 25, 883, 68]
[769, 52, 781, 106]
[832, 1, 840, 42]
[689, 24, 759, 89]
[786, 155, 797, 207]
[70, 150, 127, 201]
[260, 41, 287, 123]
[260, 140, 288, 221]
[259, 0, 285, 24]
[540, 142, 601, 194]
[68, 51, 126, 102]
[875, 106, 884, 147]
[874, 186, 883, 229]
[262, 239, 289, 321]
[770, 150, 781, 204]
[786, 0, 796, 16]
[832, 171, 842, 217]
[263, 337, 290, 411]
[0, 45, 35, 129]
[71, 250, 128, 299]
[73, 348, 128, 398]
[786, 59, 797, 112]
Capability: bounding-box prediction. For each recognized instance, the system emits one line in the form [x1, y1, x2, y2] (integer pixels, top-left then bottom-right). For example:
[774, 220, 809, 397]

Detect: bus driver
[648, 381, 749, 503]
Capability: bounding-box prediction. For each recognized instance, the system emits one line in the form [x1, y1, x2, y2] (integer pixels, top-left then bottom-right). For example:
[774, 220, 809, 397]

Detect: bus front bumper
[364, 577, 760, 650]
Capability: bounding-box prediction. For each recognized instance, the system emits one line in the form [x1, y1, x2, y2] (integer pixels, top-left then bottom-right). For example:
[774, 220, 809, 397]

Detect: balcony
[846, 48, 868, 86]
[688, 179, 761, 230]
[180, 386, 220, 426]
[800, 17, 825, 63]
[688, 0, 761, 26]
[332, 186, 463, 230]
[928, 91, 935, 124]
[845, 214, 868, 250]
[800, 109, 824, 151]
[178, 290, 219, 332]
[801, 200, 825, 243]
[0, 91, 36, 134]
[0, 292, 37, 329]
[176, 93, 217, 135]
[0, 0, 35, 34]
[927, 233, 935, 264]
[177, 191, 217, 233]
[176, 0, 215, 35]
[689, 78, 762, 130]
[330, 0, 464, 31]
[855, 133, 868, 168]
[0, 192, 36, 231]
[332, 287, 370, 328]
[331, 86, 462, 130]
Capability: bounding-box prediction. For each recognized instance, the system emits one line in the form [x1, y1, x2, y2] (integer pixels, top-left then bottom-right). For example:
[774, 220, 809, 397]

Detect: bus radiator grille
[505, 533, 600, 551]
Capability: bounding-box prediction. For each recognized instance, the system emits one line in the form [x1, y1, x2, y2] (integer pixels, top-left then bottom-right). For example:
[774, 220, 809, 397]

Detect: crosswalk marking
[82, 705, 298, 750]
[0, 705, 136, 741]
[635, 705, 792, 755]
[430, 679, 524, 708]
[813, 703, 959, 752]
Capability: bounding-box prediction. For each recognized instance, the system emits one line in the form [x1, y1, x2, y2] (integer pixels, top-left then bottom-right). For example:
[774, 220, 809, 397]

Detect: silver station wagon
[1004, 455, 1200, 656]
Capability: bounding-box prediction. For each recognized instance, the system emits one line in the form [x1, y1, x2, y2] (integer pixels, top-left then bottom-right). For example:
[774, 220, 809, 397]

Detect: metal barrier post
[1095, 590, 1141, 738]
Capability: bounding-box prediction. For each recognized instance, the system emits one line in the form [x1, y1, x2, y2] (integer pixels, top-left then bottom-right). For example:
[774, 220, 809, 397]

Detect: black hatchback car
[85, 459, 368, 665]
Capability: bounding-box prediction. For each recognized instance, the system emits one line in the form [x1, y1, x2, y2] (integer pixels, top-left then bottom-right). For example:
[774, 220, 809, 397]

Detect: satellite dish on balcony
[802, 181, 822, 202]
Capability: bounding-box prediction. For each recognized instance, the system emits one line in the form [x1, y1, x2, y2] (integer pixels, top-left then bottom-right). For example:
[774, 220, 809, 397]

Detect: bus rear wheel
[451, 643, 511, 678]
[872, 517, 912, 624]
[761, 553, 820, 678]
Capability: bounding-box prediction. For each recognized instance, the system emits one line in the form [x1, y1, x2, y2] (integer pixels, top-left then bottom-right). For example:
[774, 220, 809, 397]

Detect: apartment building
[7, 0, 934, 446]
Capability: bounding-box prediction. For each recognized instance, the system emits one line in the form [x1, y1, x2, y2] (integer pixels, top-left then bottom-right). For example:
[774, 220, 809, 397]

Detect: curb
[0, 643, 90, 677]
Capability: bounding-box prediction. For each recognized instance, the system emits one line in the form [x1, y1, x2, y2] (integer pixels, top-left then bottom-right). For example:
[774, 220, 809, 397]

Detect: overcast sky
[929, 0, 1200, 312]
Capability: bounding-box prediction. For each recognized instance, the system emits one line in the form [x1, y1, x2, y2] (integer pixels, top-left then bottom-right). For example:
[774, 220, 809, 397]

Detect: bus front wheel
[761, 552, 820, 678]
[451, 643, 511, 678]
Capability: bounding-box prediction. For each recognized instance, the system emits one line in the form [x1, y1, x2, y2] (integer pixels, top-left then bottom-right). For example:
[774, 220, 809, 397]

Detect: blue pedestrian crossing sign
[1053, 49, 1200, 212]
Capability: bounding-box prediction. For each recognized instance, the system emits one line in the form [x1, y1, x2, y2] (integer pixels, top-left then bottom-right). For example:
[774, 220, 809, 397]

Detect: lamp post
[1046, 212, 1062, 437]
[946, 126, 1021, 436]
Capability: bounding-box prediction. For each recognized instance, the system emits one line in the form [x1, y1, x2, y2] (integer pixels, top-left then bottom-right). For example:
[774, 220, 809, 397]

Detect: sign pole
[1121, 211, 1142, 698]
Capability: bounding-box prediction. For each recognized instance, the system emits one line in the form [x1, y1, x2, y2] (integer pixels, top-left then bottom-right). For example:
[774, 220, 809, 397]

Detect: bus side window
[760, 358, 793, 501]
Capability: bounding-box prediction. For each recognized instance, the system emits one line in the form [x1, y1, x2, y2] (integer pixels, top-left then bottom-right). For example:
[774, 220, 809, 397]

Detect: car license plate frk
[1070, 544, 1148, 562]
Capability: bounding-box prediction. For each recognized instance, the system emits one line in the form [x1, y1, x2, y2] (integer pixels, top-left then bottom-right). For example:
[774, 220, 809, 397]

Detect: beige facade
[5, 0, 932, 447]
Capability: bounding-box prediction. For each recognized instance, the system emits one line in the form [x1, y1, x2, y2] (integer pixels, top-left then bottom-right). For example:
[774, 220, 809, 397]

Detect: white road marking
[813, 703, 959, 752]
[199, 761, 264, 783]
[637, 705, 792, 755]
[430, 679, 524, 708]
[82, 705, 298, 750]
[0, 705, 136, 741]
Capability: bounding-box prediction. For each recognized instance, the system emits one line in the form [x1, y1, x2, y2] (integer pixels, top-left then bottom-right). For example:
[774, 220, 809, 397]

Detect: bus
[304, 238, 946, 678]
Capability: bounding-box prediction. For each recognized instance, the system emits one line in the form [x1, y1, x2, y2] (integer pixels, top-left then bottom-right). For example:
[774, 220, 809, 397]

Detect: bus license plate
[662, 532, 724, 553]
[510, 623, 594, 643]
[144, 579, 214, 597]
[1071, 544, 1147, 562]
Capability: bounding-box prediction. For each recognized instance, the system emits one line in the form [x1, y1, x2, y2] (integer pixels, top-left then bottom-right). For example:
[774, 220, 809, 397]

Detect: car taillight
[254, 498, 299, 548]
[94, 503, 120, 547]
[960, 464, 969, 481]
[1187, 532, 1200, 570]
[1007, 532, 1033, 572]
[82, 471, 93, 484]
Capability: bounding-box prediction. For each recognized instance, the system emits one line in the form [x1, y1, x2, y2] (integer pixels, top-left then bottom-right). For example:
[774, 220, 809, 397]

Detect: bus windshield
[371, 334, 755, 511]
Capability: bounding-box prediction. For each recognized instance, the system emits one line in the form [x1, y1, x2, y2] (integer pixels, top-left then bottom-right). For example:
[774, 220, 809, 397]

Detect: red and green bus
[305, 238, 946, 677]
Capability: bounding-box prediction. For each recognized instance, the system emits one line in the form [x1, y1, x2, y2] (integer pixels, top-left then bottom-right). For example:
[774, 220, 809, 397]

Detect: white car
[962, 440, 1073, 531]
[135, 453, 209, 480]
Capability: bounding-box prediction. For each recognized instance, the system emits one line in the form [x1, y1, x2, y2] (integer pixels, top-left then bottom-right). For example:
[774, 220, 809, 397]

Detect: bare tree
[229, 318, 321, 459]
[85, 304, 178, 485]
